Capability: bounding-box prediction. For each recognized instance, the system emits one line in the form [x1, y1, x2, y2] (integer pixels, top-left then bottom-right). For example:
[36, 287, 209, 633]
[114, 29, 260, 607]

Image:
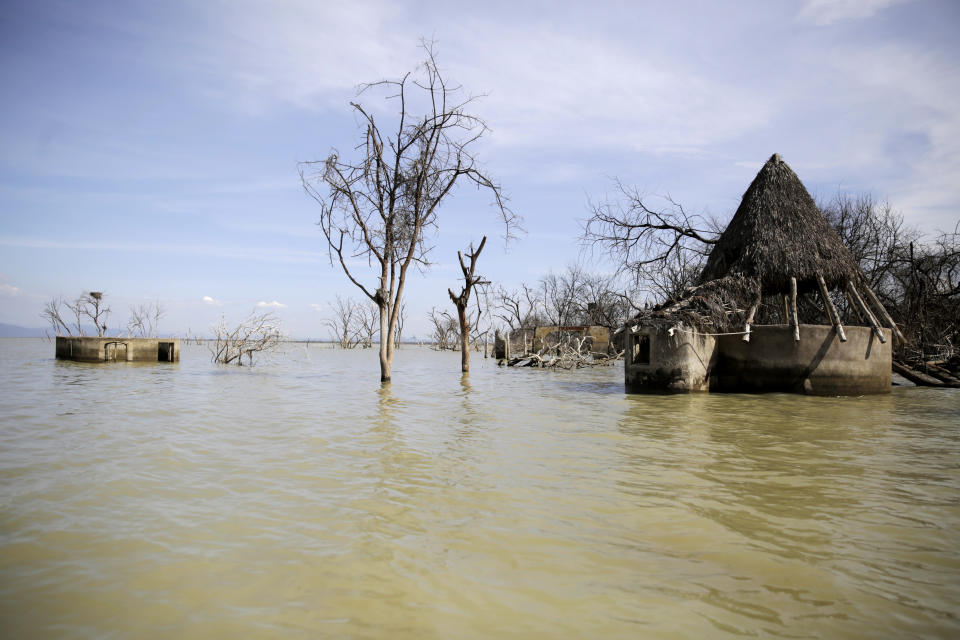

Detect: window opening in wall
[633, 333, 650, 364]
[158, 342, 174, 362]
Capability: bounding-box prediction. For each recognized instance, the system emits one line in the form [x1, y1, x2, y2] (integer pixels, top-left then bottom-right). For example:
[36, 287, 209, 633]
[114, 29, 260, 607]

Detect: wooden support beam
[858, 275, 906, 344]
[790, 277, 800, 342]
[742, 302, 759, 342]
[846, 280, 885, 344]
[843, 288, 864, 323]
[816, 274, 847, 342]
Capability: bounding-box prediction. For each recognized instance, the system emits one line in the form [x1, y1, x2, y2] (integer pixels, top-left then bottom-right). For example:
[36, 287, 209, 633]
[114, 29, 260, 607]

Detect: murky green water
[1, 338, 958, 638]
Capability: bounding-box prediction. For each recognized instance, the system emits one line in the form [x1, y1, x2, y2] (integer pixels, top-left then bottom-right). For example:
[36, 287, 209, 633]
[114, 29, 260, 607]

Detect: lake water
[1, 338, 959, 638]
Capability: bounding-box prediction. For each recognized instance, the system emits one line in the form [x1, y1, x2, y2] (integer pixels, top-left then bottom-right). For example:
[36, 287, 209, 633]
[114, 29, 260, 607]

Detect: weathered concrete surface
[624, 324, 890, 395]
[713, 325, 891, 395]
[55, 336, 180, 363]
[625, 327, 717, 393]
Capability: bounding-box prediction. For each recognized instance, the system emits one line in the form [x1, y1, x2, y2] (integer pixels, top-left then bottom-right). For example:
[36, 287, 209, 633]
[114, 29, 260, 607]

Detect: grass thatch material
[699, 154, 860, 293]
[628, 154, 869, 334]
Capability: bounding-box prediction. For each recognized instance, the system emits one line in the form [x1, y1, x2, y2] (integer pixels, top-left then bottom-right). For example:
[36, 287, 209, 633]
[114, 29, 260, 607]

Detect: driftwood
[893, 360, 960, 388]
[504, 335, 623, 370]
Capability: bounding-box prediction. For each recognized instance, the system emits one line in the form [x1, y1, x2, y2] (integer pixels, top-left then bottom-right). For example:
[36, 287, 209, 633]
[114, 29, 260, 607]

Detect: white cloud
[797, 0, 911, 26]
[256, 300, 287, 309]
[202, 295, 221, 305]
[309, 303, 324, 312]
[0, 283, 20, 296]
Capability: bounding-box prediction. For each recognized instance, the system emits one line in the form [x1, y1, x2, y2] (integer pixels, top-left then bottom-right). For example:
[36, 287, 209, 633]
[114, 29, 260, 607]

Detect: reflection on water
[1, 339, 959, 638]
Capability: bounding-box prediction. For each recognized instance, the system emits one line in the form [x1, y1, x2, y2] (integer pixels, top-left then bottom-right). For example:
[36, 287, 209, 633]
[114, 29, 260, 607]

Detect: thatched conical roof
[698, 154, 859, 293]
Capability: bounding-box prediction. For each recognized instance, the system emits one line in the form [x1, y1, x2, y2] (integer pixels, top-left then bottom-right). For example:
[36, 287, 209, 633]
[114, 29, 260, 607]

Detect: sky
[1, 0, 958, 339]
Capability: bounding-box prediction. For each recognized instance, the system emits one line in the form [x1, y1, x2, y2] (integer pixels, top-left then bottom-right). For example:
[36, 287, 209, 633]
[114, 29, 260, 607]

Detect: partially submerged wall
[713, 325, 890, 395]
[624, 326, 717, 393]
[55, 336, 180, 363]
[624, 324, 891, 395]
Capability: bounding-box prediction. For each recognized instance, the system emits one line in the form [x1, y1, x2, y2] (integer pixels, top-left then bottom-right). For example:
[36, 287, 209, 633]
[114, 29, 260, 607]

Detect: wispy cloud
[256, 300, 287, 309]
[309, 303, 325, 312]
[202, 295, 221, 306]
[797, 0, 911, 26]
[0, 283, 20, 296]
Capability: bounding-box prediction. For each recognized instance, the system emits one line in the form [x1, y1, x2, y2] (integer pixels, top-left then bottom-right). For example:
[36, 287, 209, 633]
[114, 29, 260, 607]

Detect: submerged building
[56, 336, 180, 363]
[624, 154, 901, 395]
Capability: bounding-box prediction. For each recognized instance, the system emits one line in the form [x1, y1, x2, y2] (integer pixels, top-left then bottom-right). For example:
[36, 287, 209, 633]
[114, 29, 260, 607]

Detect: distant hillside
[0, 323, 49, 338]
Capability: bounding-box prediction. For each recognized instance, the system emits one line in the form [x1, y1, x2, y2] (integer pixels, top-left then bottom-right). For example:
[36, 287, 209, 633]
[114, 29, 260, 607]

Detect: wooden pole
[843, 288, 864, 323]
[816, 274, 846, 342]
[742, 302, 759, 342]
[846, 280, 885, 344]
[790, 277, 800, 341]
[781, 295, 790, 325]
[858, 275, 906, 344]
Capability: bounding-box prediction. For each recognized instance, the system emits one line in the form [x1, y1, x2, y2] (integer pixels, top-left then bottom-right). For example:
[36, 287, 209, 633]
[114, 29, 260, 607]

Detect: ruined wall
[624, 326, 717, 393]
[55, 336, 180, 363]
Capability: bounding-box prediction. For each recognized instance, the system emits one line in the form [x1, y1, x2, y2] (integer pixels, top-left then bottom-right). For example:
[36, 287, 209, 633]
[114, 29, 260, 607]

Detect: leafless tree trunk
[74, 291, 110, 336]
[299, 41, 518, 383]
[448, 236, 488, 372]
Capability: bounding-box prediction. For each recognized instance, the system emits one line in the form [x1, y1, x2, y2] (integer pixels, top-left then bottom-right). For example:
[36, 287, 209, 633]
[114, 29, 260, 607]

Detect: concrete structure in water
[624, 324, 891, 395]
[56, 336, 180, 363]
[623, 154, 901, 396]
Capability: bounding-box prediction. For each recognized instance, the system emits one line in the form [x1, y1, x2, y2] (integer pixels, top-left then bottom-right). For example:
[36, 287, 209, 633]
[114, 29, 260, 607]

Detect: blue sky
[1, 0, 958, 339]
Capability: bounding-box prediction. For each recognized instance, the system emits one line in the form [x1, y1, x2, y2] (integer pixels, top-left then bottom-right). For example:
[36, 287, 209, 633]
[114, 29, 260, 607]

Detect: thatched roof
[624, 153, 904, 338]
[698, 154, 860, 294]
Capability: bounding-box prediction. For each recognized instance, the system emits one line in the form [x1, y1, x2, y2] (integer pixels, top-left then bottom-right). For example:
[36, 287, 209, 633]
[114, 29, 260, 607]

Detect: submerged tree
[448, 236, 488, 372]
[300, 42, 518, 382]
[210, 311, 283, 366]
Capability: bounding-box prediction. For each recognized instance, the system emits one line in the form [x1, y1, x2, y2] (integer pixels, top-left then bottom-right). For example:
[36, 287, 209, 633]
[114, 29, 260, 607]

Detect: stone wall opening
[158, 342, 175, 362]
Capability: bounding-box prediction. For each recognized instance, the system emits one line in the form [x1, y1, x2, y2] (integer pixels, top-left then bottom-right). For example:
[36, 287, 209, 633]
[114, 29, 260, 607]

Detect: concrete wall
[532, 325, 611, 355]
[713, 325, 890, 395]
[624, 324, 891, 395]
[624, 326, 717, 393]
[55, 336, 180, 363]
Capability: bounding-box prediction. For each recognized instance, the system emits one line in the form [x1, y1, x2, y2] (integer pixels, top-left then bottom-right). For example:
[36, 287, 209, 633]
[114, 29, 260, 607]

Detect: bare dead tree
[44, 291, 112, 336]
[357, 301, 379, 349]
[427, 307, 458, 350]
[299, 41, 519, 383]
[494, 283, 544, 330]
[127, 300, 165, 337]
[324, 296, 363, 348]
[448, 236, 488, 372]
[582, 180, 719, 303]
[210, 311, 283, 366]
[393, 302, 406, 348]
[539, 265, 586, 327]
[77, 291, 110, 336]
[40, 297, 73, 336]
